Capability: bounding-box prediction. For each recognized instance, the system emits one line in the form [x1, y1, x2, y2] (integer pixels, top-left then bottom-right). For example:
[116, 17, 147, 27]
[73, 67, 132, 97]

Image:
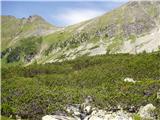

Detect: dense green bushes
[1, 52, 160, 119]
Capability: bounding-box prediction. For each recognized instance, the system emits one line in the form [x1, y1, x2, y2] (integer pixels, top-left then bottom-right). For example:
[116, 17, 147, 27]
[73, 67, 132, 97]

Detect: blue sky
[2, 1, 127, 27]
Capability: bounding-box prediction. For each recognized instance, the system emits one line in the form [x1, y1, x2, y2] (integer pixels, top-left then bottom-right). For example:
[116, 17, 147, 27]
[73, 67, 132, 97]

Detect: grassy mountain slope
[40, 1, 160, 63]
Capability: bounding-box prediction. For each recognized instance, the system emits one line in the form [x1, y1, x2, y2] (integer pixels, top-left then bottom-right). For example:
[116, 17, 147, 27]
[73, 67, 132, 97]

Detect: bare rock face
[98, 24, 118, 38]
[123, 22, 145, 37]
[138, 104, 156, 120]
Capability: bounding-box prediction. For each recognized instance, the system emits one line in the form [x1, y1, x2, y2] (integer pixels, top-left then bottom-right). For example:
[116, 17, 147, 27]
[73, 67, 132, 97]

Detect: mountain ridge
[1, 15, 58, 50]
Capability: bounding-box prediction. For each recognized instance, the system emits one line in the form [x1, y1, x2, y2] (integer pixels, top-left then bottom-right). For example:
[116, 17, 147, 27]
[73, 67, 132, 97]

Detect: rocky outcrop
[42, 109, 133, 120]
[42, 96, 157, 120]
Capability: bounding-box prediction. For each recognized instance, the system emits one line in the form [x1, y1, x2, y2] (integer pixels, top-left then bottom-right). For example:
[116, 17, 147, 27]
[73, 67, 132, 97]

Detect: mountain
[1, 1, 160, 120]
[1, 1, 160, 65]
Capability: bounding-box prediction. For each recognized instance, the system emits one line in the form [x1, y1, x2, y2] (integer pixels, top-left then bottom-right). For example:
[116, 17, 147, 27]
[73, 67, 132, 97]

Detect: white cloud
[52, 9, 105, 26]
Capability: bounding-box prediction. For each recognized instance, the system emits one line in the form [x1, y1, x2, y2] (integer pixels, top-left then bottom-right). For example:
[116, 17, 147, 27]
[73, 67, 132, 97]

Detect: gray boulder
[138, 104, 156, 120]
[66, 104, 81, 117]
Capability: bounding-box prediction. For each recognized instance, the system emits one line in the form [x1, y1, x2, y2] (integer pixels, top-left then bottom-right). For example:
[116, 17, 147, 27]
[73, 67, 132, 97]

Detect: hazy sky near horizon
[2, 1, 127, 27]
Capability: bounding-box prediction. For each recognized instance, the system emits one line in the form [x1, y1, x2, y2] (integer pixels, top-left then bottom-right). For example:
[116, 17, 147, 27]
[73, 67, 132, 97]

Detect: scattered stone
[124, 78, 136, 83]
[143, 90, 152, 97]
[84, 105, 92, 115]
[84, 96, 93, 104]
[128, 106, 137, 113]
[138, 103, 156, 120]
[16, 115, 21, 120]
[110, 106, 120, 112]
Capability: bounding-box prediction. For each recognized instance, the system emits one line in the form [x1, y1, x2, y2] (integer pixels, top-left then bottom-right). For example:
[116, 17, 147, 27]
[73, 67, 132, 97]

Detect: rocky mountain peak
[27, 15, 46, 22]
